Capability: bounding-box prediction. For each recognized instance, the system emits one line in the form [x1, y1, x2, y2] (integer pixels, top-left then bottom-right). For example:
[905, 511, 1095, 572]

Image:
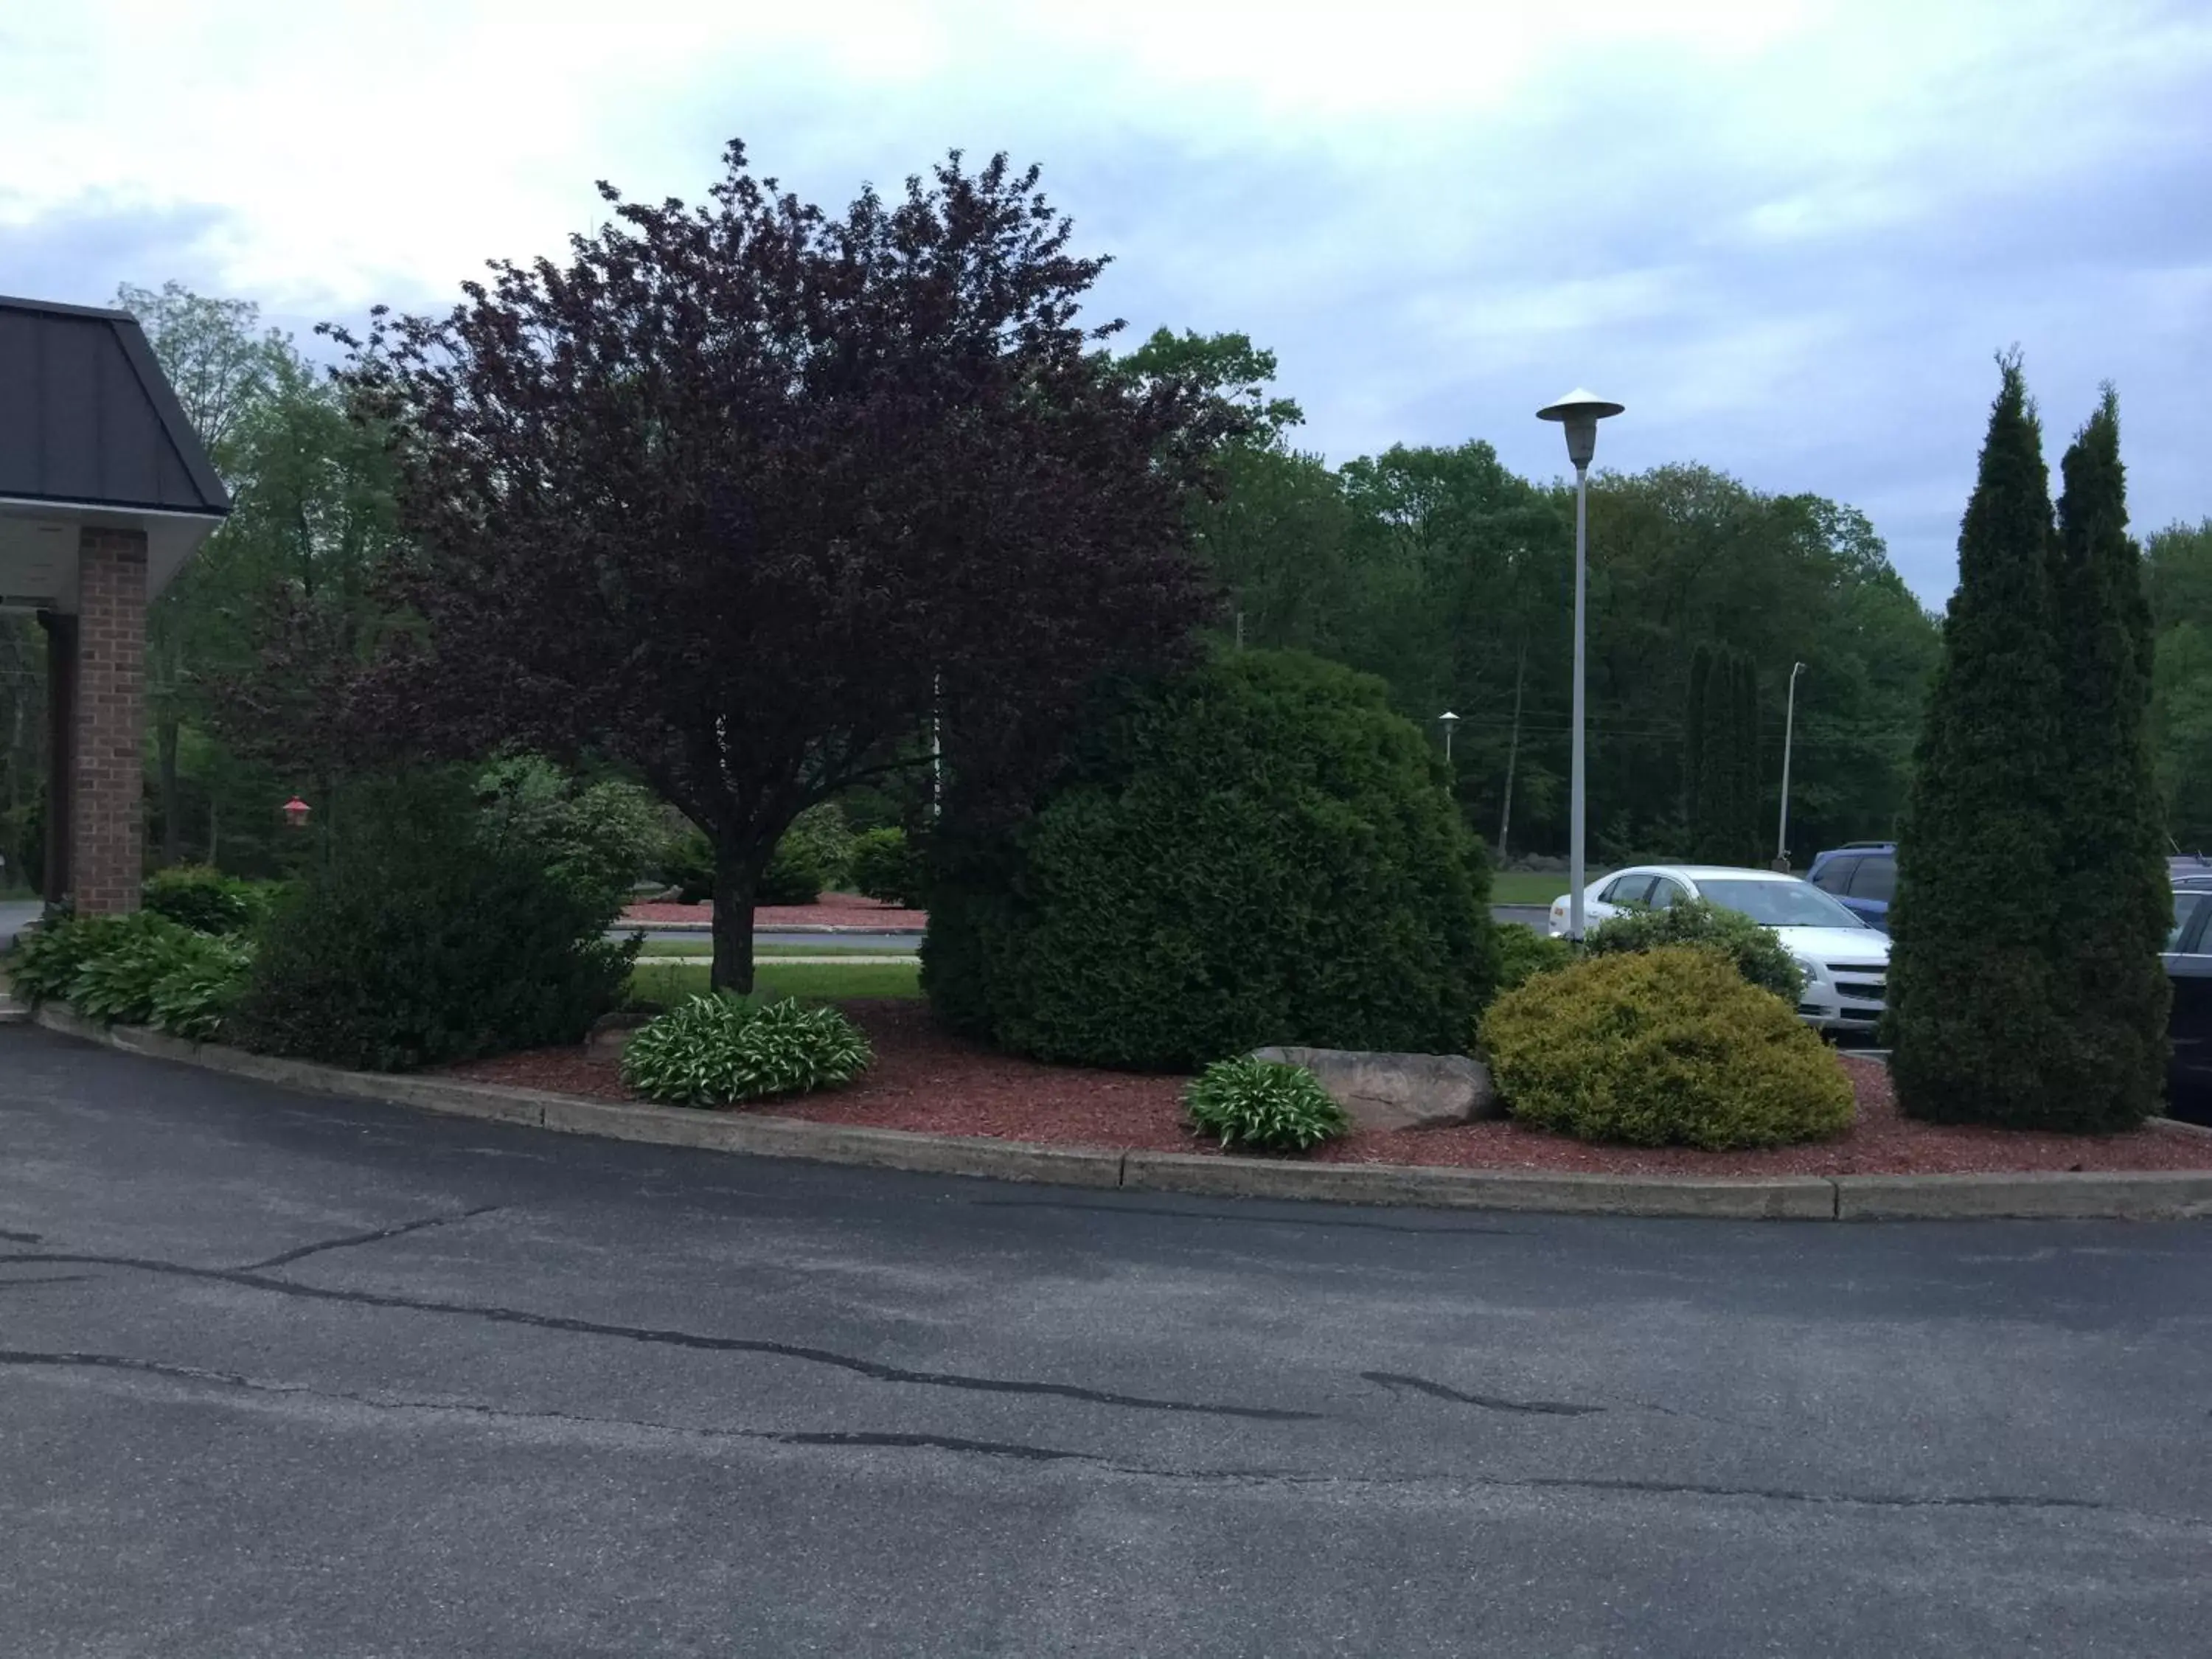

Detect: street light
[1775, 661, 1807, 871]
[1537, 387, 1624, 942]
[1438, 709, 1459, 766]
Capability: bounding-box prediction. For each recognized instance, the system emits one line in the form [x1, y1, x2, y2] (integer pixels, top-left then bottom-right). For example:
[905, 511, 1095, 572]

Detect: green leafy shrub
[475, 755, 663, 914]
[1493, 922, 1574, 992]
[1183, 1056, 1350, 1153]
[229, 777, 639, 1071]
[926, 650, 1498, 1069]
[759, 835, 824, 906]
[142, 866, 273, 936]
[1481, 947, 1854, 1150]
[663, 827, 715, 902]
[780, 803, 855, 891]
[63, 914, 215, 1025]
[848, 827, 922, 907]
[147, 937, 254, 1042]
[1582, 898, 1802, 1002]
[620, 994, 872, 1105]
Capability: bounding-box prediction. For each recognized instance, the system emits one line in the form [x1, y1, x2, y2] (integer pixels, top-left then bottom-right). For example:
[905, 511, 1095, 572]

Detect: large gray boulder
[1250, 1046, 1499, 1131]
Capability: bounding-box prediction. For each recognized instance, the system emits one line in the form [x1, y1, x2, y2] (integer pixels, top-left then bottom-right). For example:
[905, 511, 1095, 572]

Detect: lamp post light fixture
[1536, 387, 1624, 942]
[1775, 661, 1807, 871]
[1438, 709, 1459, 766]
[282, 795, 310, 830]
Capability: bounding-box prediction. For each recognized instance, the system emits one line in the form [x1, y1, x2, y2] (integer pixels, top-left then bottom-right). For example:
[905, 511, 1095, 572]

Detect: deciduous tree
[332, 142, 1241, 990]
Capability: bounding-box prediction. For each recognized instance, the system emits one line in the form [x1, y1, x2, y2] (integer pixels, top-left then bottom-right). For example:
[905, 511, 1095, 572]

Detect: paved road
[4, 1026, 2208, 1657]
[0, 898, 38, 950]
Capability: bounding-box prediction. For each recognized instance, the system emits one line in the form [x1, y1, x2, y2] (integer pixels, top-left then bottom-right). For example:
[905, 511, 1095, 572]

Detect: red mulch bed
[622, 895, 925, 930]
[445, 1000, 2212, 1177]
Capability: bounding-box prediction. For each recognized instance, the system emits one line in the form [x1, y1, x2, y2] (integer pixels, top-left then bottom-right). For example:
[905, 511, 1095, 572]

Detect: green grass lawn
[1491, 870, 1583, 905]
[626, 939, 912, 960]
[628, 959, 922, 1006]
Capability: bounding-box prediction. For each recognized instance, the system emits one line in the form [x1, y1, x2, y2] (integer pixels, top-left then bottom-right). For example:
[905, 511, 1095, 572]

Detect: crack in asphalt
[0, 1251, 1316, 1422]
[0, 1227, 44, 1243]
[0, 1346, 2127, 1514]
[1363, 1370, 1606, 1417]
[240, 1205, 507, 1270]
[0, 1272, 88, 1290]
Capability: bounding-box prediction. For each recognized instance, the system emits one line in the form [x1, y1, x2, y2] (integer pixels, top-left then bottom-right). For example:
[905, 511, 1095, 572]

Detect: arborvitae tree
[1889, 357, 2067, 1124]
[1731, 653, 1761, 866]
[2043, 389, 2170, 1129]
[1684, 645, 1714, 853]
[1686, 647, 1761, 865]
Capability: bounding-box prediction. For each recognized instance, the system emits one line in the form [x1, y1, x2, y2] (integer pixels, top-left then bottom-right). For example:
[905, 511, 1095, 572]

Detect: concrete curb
[20, 1005, 2212, 1220]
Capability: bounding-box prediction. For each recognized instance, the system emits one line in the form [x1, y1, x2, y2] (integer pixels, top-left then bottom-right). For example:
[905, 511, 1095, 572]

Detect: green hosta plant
[6, 914, 100, 1004]
[622, 995, 873, 1106]
[147, 938, 255, 1042]
[1183, 1056, 1351, 1154]
[66, 914, 211, 1025]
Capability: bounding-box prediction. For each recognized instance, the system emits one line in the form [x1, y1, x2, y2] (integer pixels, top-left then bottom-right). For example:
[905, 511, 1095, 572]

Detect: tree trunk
[207, 800, 220, 870]
[711, 837, 760, 995]
[1498, 636, 1526, 863]
[157, 717, 181, 866]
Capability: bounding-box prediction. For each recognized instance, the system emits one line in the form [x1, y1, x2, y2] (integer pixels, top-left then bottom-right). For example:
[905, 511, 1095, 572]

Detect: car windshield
[1695, 877, 1868, 930]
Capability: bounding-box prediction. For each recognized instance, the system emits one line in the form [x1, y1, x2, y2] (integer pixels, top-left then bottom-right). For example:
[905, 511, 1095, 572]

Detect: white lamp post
[1775, 661, 1806, 870]
[1438, 709, 1459, 766]
[1536, 387, 1624, 942]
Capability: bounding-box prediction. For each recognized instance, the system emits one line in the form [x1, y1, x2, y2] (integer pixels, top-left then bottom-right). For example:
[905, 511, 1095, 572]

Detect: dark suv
[1807, 842, 1895, 931]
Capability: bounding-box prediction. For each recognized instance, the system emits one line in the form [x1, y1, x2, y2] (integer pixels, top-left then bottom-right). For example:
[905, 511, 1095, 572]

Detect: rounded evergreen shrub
[1183, 1056, 1350, 1153]
[925, 650, 1497, 1069]
[1582, 897, 1802, 1002]
[1493, 922, 1574, 992]
[758, 836, 824, 906]
[142, 866, 273, 936]
[229, 777, 639, 1071]
[1481, 947, 1853, 1150]
[620, 995, 872, 1105]
[849, 827, 921, 907]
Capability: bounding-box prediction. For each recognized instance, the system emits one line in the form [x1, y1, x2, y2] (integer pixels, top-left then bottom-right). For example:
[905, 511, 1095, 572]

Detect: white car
[1547, 864, 1889, 1034]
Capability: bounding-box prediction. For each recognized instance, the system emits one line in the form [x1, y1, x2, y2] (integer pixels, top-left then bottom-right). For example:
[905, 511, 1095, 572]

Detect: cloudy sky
[4, 0, 2207, 599]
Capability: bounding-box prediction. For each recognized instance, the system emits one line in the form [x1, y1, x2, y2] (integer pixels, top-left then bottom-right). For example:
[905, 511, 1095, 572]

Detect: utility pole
[1775, 661, 1806, 870]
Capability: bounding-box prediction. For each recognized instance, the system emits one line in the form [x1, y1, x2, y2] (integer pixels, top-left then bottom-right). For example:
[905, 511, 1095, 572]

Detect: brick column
[69, 528, 147, 915]
[38, 610, 77, 905]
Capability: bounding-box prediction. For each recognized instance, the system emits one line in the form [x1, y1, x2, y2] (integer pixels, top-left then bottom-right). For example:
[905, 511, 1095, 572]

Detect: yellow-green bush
[1480, 946, 1854, 1150]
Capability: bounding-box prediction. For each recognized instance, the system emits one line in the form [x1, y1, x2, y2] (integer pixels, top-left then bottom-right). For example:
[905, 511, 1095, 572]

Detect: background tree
[116, 282, 289, 864]
[1888, 357, 2067, 1126]
[2146, 518, 2212, 849]
[2043, 389, 2168, 1129]
[333, 142, 1242, 992]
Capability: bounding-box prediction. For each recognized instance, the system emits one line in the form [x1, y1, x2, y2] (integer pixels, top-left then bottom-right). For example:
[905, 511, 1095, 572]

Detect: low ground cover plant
[1581, 898, 1802, 1002]
[1481, 946, 1853, 1150]
[1183, 1055, 1351, 1153]
[621, 994, 873, 1105]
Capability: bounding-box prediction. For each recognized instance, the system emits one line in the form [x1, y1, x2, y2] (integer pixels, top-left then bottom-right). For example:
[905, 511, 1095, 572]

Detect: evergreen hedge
[230, 778, 637, 1071]
[924, 650, 1498, 1069]
[1888, 358, 2070, 1125]
[2043, 391, 2170, 1129]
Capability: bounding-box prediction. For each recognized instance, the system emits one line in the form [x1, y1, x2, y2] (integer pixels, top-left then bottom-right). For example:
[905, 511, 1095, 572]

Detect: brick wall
[69, 528, 147, 915]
